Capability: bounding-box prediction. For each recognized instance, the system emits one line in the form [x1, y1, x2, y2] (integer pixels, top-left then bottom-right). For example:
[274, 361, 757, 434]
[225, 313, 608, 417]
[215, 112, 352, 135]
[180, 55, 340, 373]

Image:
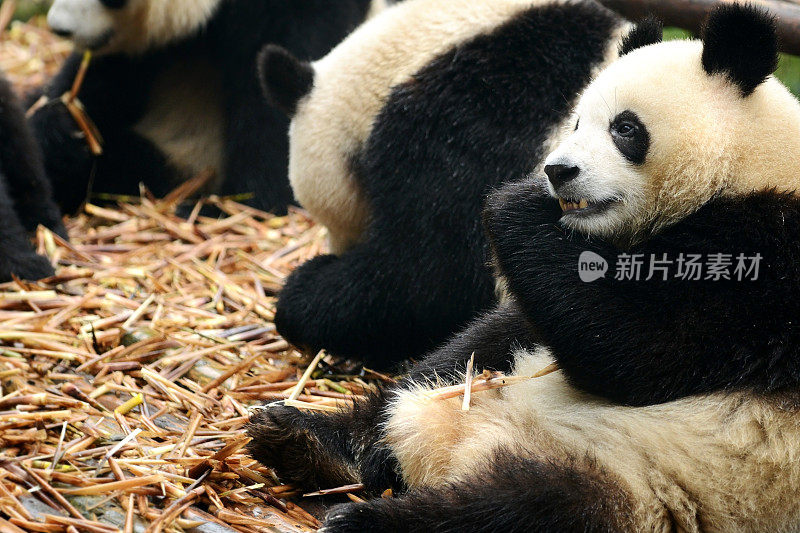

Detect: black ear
[619, 16, 663, 56]
[701, 3, 778, 97]
[257, 44, 315, 117]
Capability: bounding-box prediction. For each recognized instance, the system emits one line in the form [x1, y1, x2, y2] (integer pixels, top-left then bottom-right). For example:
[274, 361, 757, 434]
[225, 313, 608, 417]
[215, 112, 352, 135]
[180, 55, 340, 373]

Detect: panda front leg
[319, 451, 633, 533]
[484, 181, 800, 405]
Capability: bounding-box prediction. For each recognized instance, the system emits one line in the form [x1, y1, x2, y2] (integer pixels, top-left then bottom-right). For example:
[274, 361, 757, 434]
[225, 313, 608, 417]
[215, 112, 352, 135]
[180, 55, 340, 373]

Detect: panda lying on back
[248, 5, 800, 531]
[28, 0, 385, 214]
[0, 73, 65, 281]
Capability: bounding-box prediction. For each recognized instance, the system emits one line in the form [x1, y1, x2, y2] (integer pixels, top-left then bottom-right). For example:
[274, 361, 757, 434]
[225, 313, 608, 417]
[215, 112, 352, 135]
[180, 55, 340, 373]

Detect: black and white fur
[0, 73, 65, 281]
[28, 0, 385, 214]
[248, 6, 800, 531]
[259, 0, 629, 366]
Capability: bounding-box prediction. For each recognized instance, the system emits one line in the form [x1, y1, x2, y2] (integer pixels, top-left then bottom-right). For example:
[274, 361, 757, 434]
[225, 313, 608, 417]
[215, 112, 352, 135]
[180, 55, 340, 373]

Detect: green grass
[777, 54, 800, 97]
[12, 0, 51, 21]
[664, 26, 800, 97]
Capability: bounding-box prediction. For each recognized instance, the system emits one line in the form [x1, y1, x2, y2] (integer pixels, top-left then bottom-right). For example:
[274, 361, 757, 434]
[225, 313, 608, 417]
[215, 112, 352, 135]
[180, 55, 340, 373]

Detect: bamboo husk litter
[0, 12, 570, 533]
[0, 17, 71, 96]
[0, 191, 392, 533]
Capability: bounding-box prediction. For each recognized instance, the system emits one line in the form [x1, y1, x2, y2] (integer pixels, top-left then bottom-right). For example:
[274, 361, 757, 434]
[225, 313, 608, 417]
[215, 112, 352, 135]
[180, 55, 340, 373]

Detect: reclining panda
[248, 5, 800, 531]
[29, 0, 386, 214]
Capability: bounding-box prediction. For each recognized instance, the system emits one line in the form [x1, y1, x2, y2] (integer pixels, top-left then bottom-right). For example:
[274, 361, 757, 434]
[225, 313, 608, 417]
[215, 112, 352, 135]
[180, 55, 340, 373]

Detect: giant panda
[258, 0, 630, 365]
[28, 0, 387, 215]
[0, 72, 65, 281]
[248, 5, 800, 531]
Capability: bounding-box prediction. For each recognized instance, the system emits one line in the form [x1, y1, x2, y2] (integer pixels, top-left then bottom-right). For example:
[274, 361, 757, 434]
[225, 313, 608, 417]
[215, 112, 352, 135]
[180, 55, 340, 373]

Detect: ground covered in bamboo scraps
[0, 13, 70, 95]
[0, 194, 391, 533]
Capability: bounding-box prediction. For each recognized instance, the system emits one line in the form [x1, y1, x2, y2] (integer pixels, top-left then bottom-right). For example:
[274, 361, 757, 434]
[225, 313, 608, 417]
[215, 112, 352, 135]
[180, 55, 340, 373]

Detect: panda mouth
[558, 197, 616, 216]
[78, 29, 114, 51]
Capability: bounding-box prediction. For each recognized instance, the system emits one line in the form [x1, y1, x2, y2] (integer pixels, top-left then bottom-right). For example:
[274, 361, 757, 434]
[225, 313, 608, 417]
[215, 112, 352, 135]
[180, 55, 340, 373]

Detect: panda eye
[613, 121, 636, 137]
[610, 111, 650, 165]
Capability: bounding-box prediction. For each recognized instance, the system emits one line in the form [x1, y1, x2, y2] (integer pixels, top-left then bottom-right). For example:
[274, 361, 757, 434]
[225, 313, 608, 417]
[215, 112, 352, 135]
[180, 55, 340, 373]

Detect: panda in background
[28, 0, 387, 215]
[0, 73, 65, 281]
[259, 0, 629, 366]
[249, 5, 800, 531]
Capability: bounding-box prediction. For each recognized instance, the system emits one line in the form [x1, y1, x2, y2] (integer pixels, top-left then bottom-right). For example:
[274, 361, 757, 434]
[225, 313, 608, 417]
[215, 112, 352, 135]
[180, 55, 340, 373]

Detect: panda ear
[619, 16, 663, 56]
[701, 4, 778, 97]
[257, 45, 315, 117]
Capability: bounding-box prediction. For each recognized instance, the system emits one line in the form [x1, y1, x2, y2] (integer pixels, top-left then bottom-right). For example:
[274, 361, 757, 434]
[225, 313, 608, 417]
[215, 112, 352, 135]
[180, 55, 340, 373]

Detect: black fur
[406, 300, 539, 382]
[610, 110, 649, 165]
[249, 318, 634, 531]
[29, 0, 376, 215]
[250, 185, 800, 529]
[701, 4, 778, 97]
[258, 45, 315, 117]
[248, 301, 537, 493]
[485, 182, 800, 406]
[321, 452, 630, 533]
[619, 15, 663, 56]
[247, 391, 402, 494]
[0, 73, 63, 281]
[274, 2, 624, 367]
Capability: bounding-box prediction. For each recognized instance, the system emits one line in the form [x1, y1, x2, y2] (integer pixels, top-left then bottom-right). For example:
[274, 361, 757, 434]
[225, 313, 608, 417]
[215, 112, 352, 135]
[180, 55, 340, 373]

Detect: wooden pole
[597, 0, 800, 56]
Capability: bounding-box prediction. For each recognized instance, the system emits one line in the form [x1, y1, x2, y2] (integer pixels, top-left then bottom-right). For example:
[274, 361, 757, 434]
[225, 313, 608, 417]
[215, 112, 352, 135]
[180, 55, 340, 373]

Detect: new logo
[578, 251, 608, 283]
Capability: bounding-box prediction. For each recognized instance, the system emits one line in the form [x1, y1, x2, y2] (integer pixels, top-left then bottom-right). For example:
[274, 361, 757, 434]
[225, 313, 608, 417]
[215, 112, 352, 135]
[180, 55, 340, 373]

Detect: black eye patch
[610, 110, 649, 165]
[100, 0, 127, 9]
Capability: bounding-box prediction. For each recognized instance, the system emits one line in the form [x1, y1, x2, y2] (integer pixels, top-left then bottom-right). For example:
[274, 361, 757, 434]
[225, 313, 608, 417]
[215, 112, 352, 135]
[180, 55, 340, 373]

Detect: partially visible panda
[0, 72, 65, 281]
[259, 0, 629, 365]
[248, 5, 800, 531]
[28, 0, 387, 215]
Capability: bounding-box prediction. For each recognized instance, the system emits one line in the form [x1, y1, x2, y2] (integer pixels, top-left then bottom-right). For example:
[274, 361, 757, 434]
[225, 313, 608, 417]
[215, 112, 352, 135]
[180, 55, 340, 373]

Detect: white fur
[385, 348, 800, 531]
[290, 0, 606, 254]
[366, 0, 388, 20]
[48, 0, 115, 49]
[544, 39, 800, 242]
[47, 0, 222, 55]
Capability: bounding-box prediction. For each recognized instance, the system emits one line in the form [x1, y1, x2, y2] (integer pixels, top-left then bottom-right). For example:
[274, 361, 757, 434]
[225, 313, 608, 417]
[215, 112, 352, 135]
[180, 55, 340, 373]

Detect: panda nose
[544, 164, 580, 188]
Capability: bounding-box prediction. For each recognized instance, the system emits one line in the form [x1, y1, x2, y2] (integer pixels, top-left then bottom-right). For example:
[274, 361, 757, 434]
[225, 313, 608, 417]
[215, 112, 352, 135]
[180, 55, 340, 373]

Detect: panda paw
[247, 402, 357, 490]
[0, 252, 55, 282]
[320, 502, 402, 533]
[247, 403, 320, 484]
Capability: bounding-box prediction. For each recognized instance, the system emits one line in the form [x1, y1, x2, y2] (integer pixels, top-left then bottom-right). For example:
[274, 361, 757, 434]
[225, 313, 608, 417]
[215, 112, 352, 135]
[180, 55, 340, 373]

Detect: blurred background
[2, 0, 800, 95]
[10, 0, 49, 19]
[1, 0, 70, 94]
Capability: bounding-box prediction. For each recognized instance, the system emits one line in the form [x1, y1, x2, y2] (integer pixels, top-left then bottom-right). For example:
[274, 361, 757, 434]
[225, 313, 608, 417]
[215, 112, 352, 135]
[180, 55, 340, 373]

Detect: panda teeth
[558, 199, 590, 212]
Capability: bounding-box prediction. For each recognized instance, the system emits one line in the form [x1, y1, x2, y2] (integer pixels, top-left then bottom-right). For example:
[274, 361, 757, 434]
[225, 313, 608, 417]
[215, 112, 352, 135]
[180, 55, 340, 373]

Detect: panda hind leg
[320, 452, 637, 533]
[246, 392, 402, 493]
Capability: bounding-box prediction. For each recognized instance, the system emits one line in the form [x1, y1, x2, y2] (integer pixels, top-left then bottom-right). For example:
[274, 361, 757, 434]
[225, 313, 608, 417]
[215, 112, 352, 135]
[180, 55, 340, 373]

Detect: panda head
[543, 4, 800, 243]
[47, 0, 221, 55]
